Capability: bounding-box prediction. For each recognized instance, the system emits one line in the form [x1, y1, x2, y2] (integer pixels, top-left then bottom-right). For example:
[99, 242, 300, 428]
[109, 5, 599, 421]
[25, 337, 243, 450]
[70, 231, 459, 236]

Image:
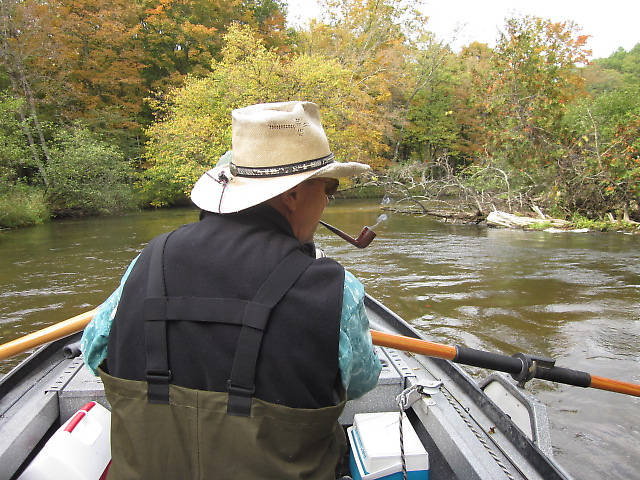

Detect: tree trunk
[0, 1, 51, 187]
[6, 69, 50, 188]
[17, 65, 54, 172]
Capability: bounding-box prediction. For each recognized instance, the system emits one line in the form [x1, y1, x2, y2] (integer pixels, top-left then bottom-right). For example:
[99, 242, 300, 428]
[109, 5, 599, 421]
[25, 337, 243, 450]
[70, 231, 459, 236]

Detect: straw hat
[191, 101, 370, 213]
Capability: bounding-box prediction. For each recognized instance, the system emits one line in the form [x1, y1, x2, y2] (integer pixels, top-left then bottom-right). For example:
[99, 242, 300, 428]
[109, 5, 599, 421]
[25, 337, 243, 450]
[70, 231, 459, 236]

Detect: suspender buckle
[226, 380, 255, 416]
[226, 380, 255, 397]
[146, 369, 172, 404]
[146, 369, 172, 383]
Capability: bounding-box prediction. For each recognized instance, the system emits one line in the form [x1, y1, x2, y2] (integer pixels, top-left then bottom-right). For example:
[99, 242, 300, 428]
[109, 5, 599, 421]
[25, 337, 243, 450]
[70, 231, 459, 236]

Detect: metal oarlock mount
[396, 384, 427, 411]
[511, 353, 556, 388]
[395, 382, 442, 480]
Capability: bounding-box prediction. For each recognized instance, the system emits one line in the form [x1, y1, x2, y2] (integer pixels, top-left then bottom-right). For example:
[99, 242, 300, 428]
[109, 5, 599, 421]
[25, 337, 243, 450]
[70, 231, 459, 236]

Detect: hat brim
[191, 161, 370, 214]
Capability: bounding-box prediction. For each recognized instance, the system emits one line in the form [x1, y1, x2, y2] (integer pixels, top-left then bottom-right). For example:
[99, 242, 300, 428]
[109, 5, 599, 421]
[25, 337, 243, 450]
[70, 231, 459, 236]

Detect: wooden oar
[370, 329, 640, 398]
[0, 309, 96, 361]
[1, 312, 638, 398]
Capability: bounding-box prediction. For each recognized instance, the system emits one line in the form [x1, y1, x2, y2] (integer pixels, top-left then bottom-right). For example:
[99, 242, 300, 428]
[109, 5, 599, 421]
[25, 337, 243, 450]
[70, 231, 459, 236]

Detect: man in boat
[81, 101, 382, 479]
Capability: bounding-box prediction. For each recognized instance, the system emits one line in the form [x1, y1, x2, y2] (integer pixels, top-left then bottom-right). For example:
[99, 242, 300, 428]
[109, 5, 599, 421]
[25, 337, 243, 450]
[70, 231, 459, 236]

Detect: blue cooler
[347, 412, 429, 480]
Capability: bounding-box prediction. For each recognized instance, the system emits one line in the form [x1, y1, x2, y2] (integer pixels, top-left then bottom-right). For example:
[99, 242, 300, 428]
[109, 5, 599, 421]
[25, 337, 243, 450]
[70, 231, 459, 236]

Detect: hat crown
[232, 101, 331, 169]
[191, 101, 370, 214]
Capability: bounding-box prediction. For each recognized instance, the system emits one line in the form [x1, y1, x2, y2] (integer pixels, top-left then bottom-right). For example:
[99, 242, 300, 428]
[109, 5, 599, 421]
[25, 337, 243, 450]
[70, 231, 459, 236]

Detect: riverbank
[0, 186, 50, 229]
[0, 183, 138, 230]
[3, 180, 637, 235]
[383, 204, 640, 234]
[0, 182, 385, 230]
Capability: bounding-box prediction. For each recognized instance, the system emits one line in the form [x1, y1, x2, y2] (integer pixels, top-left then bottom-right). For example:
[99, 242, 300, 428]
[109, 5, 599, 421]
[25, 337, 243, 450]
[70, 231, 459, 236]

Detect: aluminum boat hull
[0, 295, 572, 479]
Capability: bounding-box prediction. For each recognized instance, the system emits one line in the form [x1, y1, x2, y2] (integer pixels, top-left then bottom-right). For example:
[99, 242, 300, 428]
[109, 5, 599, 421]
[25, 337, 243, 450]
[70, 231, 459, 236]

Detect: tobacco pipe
[318, 220, 376, 248]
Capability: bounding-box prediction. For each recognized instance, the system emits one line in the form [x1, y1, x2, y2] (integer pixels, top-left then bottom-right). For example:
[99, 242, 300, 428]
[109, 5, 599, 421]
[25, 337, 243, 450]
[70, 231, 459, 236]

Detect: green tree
[402, 49, 460, 163]
[142, 23, 386, 206]
[580, 63, 625, 95]
[45, 126, 135, 216]
[452, 42, 494, 160]
[0, 91, 28, 182]
[595, 43, 640, 85]
[0, 0, 56, 187]
[485, 16, 590, 169]
[561, 87, 640, 217]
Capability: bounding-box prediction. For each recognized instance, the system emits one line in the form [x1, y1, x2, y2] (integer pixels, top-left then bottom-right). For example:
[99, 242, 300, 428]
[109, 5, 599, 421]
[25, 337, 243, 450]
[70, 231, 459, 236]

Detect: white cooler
[348, 412, 429, 480]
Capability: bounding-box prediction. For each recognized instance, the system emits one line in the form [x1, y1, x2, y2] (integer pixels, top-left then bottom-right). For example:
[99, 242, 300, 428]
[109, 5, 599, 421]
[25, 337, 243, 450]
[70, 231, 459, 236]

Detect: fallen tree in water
[368, 158, 548, 224]
[486, 211, 568, 229]
[363, 158, 640, 233]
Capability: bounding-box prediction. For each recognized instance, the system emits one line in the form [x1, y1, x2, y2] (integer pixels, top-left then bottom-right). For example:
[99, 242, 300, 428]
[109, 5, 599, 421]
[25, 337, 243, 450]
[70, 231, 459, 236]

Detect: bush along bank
[0, 185, 50, 229]
[335, 183, 386, 199]
[1, 126, 139, 229]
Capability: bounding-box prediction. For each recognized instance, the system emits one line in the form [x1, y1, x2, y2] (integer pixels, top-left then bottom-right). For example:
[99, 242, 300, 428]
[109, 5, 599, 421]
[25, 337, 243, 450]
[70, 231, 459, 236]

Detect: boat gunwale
[364, 294, 572, 480]
[0, 333, 80, 400]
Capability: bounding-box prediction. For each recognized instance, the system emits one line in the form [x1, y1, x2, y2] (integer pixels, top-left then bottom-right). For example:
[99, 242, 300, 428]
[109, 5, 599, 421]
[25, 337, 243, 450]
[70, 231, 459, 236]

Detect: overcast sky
[287, 0, 640, 59]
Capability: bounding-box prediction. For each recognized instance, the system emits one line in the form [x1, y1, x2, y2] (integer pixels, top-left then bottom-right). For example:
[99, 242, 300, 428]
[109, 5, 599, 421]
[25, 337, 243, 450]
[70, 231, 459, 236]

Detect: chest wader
[100, 233, 347, 480]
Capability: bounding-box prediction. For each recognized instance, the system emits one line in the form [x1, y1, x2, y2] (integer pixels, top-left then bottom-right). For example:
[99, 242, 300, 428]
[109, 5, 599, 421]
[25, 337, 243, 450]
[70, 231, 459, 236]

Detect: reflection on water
[1, 200, 639, 479]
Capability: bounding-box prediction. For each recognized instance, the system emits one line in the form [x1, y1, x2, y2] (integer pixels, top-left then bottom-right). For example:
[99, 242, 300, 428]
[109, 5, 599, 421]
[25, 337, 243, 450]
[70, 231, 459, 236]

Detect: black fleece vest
[106, 205, 344, 409]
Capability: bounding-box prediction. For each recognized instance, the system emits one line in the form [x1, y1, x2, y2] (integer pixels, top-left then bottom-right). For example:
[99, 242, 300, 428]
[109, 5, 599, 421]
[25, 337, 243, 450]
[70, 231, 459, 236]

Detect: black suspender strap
[142, 234, 313, 409]
[226, 249, 313, 416]
[144, 232, 173, 404]
[144, 297, 252, 324]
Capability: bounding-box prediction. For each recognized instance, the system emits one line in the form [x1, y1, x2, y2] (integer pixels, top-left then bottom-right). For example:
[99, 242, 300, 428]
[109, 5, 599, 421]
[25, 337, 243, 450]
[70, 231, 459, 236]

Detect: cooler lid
[352, 412, 429, 474]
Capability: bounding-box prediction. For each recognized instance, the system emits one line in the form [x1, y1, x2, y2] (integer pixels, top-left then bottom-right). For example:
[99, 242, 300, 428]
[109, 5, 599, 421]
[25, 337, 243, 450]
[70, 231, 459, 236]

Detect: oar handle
[590, 375, 640, 397]
[370, 329, 640, 398]
[0, 309, 96, 361]
[370, 330, 522, 374]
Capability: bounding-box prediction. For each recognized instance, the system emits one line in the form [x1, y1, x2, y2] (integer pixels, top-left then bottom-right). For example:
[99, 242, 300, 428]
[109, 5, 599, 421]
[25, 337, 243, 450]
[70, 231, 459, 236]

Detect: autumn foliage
[1, 0, 639, 224]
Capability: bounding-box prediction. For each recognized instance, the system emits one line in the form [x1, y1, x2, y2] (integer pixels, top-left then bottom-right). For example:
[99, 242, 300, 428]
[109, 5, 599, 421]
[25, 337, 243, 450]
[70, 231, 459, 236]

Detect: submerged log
[382, 205, 485, 223]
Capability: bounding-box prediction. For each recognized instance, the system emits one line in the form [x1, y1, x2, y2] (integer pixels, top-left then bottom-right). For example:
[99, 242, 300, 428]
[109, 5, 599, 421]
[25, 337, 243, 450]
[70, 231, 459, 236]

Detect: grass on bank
[527, 219, 638, 232]
[528, 221, 553, 231]
[569, 214, 639, 232]
[0, 185, 50, 229]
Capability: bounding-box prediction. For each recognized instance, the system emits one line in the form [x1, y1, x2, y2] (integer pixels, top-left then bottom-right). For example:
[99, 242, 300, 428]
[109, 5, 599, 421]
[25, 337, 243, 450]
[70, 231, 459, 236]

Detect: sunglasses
[323, 178, 339, 196]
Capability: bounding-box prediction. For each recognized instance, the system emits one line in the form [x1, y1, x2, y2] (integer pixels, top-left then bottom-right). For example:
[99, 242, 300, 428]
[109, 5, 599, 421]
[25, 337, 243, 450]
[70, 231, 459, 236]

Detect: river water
[1, 199, 638, 479]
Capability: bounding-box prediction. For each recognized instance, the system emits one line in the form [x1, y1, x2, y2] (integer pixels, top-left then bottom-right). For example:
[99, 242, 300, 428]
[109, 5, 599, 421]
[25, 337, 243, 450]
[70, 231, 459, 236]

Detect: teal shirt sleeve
[81, 255, 139, 375]
[339, 270, 382, 400]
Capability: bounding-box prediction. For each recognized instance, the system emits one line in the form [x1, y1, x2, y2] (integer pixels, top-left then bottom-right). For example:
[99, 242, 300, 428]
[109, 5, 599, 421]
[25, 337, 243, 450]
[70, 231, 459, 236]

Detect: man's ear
[280, 186, 299, 213]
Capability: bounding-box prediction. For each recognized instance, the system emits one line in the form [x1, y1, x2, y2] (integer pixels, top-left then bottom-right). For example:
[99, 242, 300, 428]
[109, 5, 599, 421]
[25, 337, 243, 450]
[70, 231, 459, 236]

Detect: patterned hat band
[230, 153, 335, 178]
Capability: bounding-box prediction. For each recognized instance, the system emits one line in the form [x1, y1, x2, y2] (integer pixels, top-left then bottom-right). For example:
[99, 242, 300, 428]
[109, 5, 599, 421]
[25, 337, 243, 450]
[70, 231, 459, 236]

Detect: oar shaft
[0, 309, 96, 361]
[371, 330, 522, 374]
[370, 329, 457, 360]
[590, 375, 640, 397]
[3, 316, 639, 398]
[370, 329, 640, 398]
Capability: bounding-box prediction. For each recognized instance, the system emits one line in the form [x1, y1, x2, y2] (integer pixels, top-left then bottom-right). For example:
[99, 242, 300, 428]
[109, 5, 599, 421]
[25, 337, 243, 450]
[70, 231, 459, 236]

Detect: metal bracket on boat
[396, 381, 443, 410]
[511, 352, 556, 388]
